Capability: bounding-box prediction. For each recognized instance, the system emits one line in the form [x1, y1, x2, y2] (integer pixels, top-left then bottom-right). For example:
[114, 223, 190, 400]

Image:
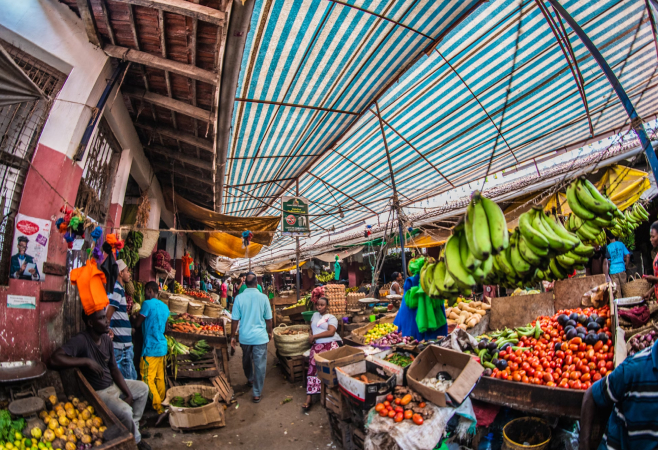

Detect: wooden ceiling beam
[157, 9, 177, 129]
[153, 165, 214, 186]
[76, 0, 102, 46]
[122, 85, 212, 122]
[145, 144, 212, 171]
[162, 182, 212, 199]
[104, 45, 218, 85]
[135, 121, 214, 152]
[111, 0, 226, 26]
[98, 0, 116, 45]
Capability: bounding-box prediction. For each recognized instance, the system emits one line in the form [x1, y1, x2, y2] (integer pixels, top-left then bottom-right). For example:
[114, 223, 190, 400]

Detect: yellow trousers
[140, 356, 166, 414]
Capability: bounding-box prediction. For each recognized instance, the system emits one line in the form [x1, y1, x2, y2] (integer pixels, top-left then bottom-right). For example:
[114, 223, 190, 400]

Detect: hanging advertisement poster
[9, 213, 50, 281]
[281, 196, 310, 237]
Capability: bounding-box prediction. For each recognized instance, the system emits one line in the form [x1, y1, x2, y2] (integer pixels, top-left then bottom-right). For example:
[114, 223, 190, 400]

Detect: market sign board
[282, 196, 310, 236]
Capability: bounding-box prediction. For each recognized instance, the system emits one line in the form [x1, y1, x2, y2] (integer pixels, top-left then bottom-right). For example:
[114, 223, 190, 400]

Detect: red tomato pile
[486, 306, 614, 390]
[374, 394, 425, 425]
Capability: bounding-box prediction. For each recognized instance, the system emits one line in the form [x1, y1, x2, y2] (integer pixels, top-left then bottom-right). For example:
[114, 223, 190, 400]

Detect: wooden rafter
[162, 182, 212, 199]
[111, 0, 226, 26]
[122, 85, 212, 121]
[76, 0, 102, 46]
[157, 9, 177, 129]
[104, 45, 218, 85]
[146, 144, 209, 170]
[98, 0, 116, 45]
[153, 165, 213, 186]
[135, 121, 214, 152]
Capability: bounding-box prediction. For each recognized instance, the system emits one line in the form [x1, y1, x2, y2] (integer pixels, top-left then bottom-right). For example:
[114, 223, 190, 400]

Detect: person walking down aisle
[49, 309, 152, 450]
[605, 230, 631, 292]
[230, 273, 272, 403]
[133, 282, 169, 415]
[107, 259, 137, 380]
[304, 296, 342, 410]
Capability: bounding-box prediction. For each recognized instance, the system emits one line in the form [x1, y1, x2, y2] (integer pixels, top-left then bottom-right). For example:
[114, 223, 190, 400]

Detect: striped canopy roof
[224, 0, 658, 250]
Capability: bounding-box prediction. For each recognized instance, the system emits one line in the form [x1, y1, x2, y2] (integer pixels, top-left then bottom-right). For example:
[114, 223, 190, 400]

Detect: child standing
[134, 281, 169, 414]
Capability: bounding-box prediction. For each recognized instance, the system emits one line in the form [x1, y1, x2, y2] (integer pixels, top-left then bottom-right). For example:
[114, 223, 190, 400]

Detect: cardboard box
[336, 360, 396, 409]
[314, 345, 366, 387]
[406, 345, 483, 407]
[162, 385, 225, 430]
[348, 315, 397, 345]
[368, 349, 412, 386]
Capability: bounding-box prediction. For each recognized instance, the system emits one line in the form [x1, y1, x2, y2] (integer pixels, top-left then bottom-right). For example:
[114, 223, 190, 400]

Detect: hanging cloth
[70, 258, 110, 315]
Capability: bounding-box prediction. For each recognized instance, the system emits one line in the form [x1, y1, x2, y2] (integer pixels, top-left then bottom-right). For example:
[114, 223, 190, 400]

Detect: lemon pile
[364, 323, 398, 344]
[37, 395, 105, 450]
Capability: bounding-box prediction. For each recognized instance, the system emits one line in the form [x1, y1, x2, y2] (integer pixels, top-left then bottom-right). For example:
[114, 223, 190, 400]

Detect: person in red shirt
[642, 221, 658, 301]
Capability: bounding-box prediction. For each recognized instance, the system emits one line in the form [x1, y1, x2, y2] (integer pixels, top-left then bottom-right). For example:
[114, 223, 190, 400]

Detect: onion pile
[629, 330, 656, 356]
[370, 331, 418, 348]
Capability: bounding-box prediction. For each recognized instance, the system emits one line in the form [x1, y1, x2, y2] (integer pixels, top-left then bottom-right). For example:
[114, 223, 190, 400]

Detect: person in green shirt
[237, 275, 262, 294]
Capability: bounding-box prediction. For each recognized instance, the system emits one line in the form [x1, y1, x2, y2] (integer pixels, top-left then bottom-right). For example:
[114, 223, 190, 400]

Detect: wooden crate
[351, 426, 365, 450]
[276, 350, 306, 383]
[172, 348, 221, 379]
[321, 383, 350, 420]
[64, 370, 137, 450]
[327, 410, 354, 450]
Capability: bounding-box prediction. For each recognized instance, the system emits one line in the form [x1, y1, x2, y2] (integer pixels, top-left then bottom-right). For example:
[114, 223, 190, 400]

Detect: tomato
[384, 401, 390, 407]
[379, 409, 388, 417]
[388, 410, 396, 418]
[597, 360, 606, 369]
[601, 345, 609, 353]
[583, 381, 592, 389]
[412, 414, 424, 425]
[394, 412, 404, 423]
[395, 398, 401, 405]
[581, 373, 591, 382]
[387, 405, 393, 411]
[543, 373, 554, 383]
[570, 371, 581, 380]
[556, 350, 565, 359]
[546, 381, 556, 387]
[592, 373, 602, 382]
[386, 394, 394, 402]
[512, 373, 522, 382]
[522, 362, 530, 371]
[559, 379, 569, 389]
[501, 372, 509, 380]
[419, 402, 426, 408]
[576, 352, 585, 360]
[522, 376, 530, 383]
[606, 361, 614, 370]
[573, 380, 582, 390]
[534, 378, 543, 385]
[395, 406, 404, 413]
[588, 362, 597, 371]
[565, 355, 573, 365]
[571, 337, 582, 345]
[594, 340, 603, 351]
[600, 367, 607, 375]
[375, 403, 385, 412]
[404, 410, 413, 420]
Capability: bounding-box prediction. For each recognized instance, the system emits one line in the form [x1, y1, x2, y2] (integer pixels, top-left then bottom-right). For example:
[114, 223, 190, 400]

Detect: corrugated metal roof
[226, 0, 657, 247]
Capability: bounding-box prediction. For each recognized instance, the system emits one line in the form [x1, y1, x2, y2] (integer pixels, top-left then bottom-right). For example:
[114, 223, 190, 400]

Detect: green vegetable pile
[189, 340, 211, 361]
[384, 353, 414, 368]
[0, 409, 25, 444]
[169, 393, 210, 408]
[171, 396, 186, 407]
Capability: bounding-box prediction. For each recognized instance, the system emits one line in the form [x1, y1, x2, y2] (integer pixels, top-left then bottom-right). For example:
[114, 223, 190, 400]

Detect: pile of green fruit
[170, 393, 210, 408]
[118, 231, 143, 269]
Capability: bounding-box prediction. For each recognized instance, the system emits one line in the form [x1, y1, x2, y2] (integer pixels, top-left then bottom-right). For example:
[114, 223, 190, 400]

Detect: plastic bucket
[301, 311, 315, 322]
[503, 417, 551, 450]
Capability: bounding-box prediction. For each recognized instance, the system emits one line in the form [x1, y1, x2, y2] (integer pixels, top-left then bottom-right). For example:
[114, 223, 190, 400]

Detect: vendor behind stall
[304, 296, 342, 410]
[133, 281, 169, 415]
[49, 309, 151, 450]
[390, 271, 403, 295]
[393, 257, 447, 341]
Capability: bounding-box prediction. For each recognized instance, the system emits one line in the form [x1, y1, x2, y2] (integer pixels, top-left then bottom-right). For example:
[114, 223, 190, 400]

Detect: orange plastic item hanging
[70, 258, 110, 315]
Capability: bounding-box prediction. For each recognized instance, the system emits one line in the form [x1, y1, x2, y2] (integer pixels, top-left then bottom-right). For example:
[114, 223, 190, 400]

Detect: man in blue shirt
[605, 232, 630, 294]
[133, 281, 169, 414]
[580, 340, 658, 449]
[230, 272, 272, 403]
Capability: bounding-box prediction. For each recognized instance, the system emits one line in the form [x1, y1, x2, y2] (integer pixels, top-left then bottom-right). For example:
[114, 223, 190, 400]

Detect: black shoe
[141, 431, 152, 439]
[137, 440, 152, 450]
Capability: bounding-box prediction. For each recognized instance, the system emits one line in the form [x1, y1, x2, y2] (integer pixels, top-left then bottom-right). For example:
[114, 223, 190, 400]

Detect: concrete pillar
[106, 148, 133, 230]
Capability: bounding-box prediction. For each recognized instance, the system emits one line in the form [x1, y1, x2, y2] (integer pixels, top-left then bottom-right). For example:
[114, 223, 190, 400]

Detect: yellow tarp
[596, 165, 650, 211]
[406, 231, 450, 249]
[164, 189, 280, 259]
[268, 261, 307, 273]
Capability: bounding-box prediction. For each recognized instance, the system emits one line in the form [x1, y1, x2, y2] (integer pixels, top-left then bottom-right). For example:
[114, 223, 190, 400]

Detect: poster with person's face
[10, 213, 50, 281]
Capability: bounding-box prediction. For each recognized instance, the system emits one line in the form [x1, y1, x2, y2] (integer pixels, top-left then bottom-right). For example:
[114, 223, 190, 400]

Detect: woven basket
[624, 320, 657, 341]
[273, 324, 311, 357]
[204, 303, 222, 318]
[138, 230, 160, 259]
[168, 296, 189, 314]
[188, 301, 205, 316]
[621, 273, 652, 298]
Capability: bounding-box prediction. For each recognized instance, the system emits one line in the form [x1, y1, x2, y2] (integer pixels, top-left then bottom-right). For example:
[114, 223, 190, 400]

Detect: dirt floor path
[145, 341, 334, 449]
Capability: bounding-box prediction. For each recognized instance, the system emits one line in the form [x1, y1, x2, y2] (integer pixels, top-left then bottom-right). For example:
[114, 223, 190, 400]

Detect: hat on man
[116, 259, 127, 273]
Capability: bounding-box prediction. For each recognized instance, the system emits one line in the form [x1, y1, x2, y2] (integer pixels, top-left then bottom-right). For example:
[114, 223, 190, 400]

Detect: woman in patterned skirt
[304, 296, 342, 410]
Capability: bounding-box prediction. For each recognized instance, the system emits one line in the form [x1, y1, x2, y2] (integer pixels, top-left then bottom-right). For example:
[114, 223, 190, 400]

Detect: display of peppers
[479, 306, 614, 390]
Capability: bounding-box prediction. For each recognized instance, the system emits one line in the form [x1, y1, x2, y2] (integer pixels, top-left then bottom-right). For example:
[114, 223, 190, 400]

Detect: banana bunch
[565, 177, 622, 242]
[607, 202, 649, 238]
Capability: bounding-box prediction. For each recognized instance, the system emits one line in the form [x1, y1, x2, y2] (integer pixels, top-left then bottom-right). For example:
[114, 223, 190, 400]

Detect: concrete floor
[144, 341, 334, 449]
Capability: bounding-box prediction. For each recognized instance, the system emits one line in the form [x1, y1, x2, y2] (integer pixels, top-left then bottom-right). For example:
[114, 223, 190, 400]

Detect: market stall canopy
[223, 0, 657, 252]
[314, 246, 364, 263]
[208, 257, 233, 275]
[0, 43, 44, 106]
[267, 260, 307, 273]
[335, 229, 421, 248]
[406, 230, 450, 249]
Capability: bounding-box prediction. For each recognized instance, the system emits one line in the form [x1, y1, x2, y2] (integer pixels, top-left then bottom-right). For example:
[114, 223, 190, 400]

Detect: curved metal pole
[546, 0, 658, 183]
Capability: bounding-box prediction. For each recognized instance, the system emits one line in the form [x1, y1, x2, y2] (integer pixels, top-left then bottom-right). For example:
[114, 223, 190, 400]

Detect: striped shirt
[109, 281, 132, 349]
[592, 341, 658, 450]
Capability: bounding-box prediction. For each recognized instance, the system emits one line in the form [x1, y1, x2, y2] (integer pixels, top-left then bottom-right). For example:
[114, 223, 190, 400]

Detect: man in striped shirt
[107, 259, 137, 380]
[580, 339, 658, 449]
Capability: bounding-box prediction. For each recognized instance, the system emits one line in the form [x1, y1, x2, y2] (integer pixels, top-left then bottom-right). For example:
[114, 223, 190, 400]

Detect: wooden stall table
[166, 329, 231, 385]
[271, 296, 299, 327]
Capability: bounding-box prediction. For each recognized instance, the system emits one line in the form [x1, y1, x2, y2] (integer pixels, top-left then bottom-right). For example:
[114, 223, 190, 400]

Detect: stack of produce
[167, 316, 224, 336]
[117, 231, 143, 269]
[383, 352, 415, 368]
[363, 323, 401, 346]
[446, 301, 490, 330]
[172, 281, 184, 294]
[346, 292, 366, 309]
[183, 288, 211, 301]
[170, 392, 211, 408]
[325, 284, 346, 317]
[628, 330, 656, 356]
[374, 388, 432, 425]
[153, 249, 172, 272]
[477, 306, 613, 390]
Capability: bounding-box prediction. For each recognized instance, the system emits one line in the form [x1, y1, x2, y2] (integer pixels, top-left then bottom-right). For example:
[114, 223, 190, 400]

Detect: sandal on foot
[252, 396, 261, 403]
